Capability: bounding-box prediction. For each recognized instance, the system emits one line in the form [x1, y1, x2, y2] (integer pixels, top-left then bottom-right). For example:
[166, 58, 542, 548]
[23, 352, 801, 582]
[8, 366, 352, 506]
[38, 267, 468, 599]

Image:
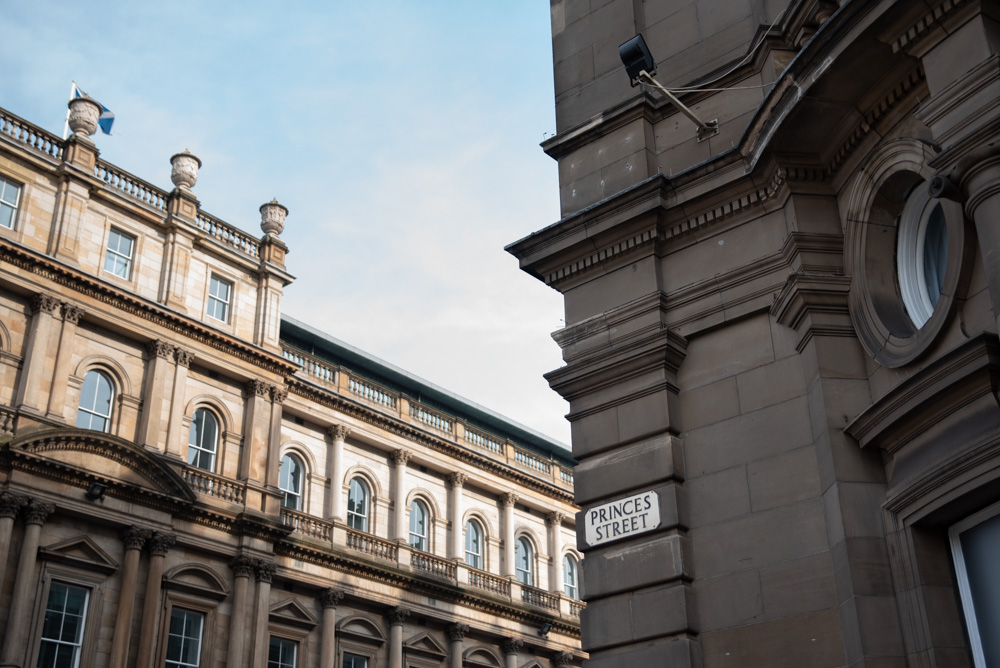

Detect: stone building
[0, 96, 583, 668]
[508, 0, 1000, 666]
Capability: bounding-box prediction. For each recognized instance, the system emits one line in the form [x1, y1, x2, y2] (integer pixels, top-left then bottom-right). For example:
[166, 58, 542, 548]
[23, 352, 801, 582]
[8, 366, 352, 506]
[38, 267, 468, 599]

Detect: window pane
[347, 478, 369, 531]
[959, 512, 1000, 667]
[0, 205, 12, 229]
[166, 608, 203, 668]
[76, 370, 113, 432]
[38, 582, 88, 668]
[268, 637, 297, 668]
[187, 409, 218, 471]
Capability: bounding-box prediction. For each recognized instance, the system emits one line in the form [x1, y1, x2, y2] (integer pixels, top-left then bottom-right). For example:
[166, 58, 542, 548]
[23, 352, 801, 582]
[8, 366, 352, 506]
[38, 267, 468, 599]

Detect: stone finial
[319, 588, 345, 609]
[259, 199, 288, 237]
[170, 150, 202, 190]
[67, 96, 102, 138]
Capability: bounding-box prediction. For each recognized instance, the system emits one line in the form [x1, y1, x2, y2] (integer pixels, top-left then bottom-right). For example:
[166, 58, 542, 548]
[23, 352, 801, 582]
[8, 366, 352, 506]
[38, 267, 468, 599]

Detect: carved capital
[500, 638, 523, 656]
[255, 559, 278, 583]
[230, 555, 256, 579]
[61, 303, 85, 324]
[24, 500, 55, 526]
[318, 588, 345, 609]
[447, 622, 469, 642]
[0, 493, 28, 519]
[545, 512, 565, 527]
[500, 492, 518, 508]
[385, 606, 410, 626]
[174, 348, 194, 367]
[552, 650, 574, 667]
[245, 379, 270, 398]
[391, 449, 411, 466]
[446, 472, 467, 489]
[328, 424, 351, 441]
[122, 526, 152, 551]
[270, 385, 287, 404]
[147, 532, 177, 557]
[31, 294, 61, 315]
[147, 339, 175, 359]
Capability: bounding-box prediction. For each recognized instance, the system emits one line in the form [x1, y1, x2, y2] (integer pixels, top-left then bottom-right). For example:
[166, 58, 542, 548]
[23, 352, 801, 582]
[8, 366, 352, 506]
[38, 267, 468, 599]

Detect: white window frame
[268, 635, 298, 668]
[0, 175, 21, 230]
[206, 275, 232, 323]
[187, 408, 219, 472]
[279, 454, 304, 511]
[347, 478, 370, 532]
[897, 184, 948, 329]
[36, 581, 90, 668]
[103, 228, 135, 280]
[464, 520, 483, 569]
[164, 607, 205, 668]
[949, 499, 1000, 668]
[515, 536, 534, 586]
[341, 652, 369, 668]
[76, 370, 115, 433]
[408, 499, 429, 552]
[563, 554, 579, 599]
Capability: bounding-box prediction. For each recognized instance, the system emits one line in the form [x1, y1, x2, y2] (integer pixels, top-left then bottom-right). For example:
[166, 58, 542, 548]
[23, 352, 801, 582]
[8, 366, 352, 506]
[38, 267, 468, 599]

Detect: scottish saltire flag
[72, 82, 115, 135]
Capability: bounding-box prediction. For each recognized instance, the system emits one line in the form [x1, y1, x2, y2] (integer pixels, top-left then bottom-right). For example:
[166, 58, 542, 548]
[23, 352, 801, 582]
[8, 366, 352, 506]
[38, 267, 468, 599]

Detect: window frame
[408, 499, 429, 552]
[279, 453, 305, 511]
[206, 275, 233, 324]
[76, 369, 115, 433]
[268, 635, 298, 668]
[186, 408, 220, 473]
[563, 554, 579, 599]
[464, 519, 483, 569]
[340, 650, 371, 668]
[0, 174, 22, 230]
[164, 607, 204, 668]
[347, 477, 370, 533]
[515, 536, 534, 586]
[156, 594, 217, 668]
[103, 227, 136, 281]
[26, 565, 108, 668]
[949, 499, 1000, 668]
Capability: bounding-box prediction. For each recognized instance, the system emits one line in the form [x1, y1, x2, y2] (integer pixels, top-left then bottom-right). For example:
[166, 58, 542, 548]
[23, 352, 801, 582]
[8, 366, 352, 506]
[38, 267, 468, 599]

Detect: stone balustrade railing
[195, 210, 260, 259]
[559, 467, 574, 484]
[94, 159, 167, 211]
[514, 447, 551, 475]
[280, 507, 333, 541]
[348, 374, 398, 409]
[0, 108, 63, 160]
[467, 566, 511, 597]
[282, 347, 338, 386]
[0, 406, 14, 435]
[182, 466, 246, 504]
[345, 527, 398, 561]
[410, 549, 457, 579]
[410, 403, 453, 433]
[569, 600, 585, 617]
[521, 584, 560, 611]
[465, 426, 505, 454]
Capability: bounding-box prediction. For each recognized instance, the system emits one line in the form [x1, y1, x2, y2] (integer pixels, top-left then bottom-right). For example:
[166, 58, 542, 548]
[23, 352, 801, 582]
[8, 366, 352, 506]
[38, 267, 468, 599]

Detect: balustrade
[569, 600, 585, 617]
[410, 403, 453, 433]
[410, 549, 456, 579]
[348, 375, 397, 409]
[345, 528, 398, 562]
[94, 160, 167, 211]
[181, 467, 245, 504]
[282, 346, 338, 386]
[520, 584, 559, 611]
[0, 406, 13, 435]
[281, 508, 333, 541]
[466, 566, 511, 597]
[463, 427, 505, 454]
[0, 109, 63, 160]
[194, 211, 260, 258]
[514, 447, 551, 474]
[559, 467, 574, 484]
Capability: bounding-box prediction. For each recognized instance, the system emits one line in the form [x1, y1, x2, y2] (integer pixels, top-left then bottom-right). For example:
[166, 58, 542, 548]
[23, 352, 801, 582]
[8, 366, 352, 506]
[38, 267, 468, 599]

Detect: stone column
[45, 303, 84, 420]
[165, 348, 194, 459]
[14, 294, 61, 415]
[391, 449, 411, 541]
[325, 425, 350, 521]
[240, 380, 273, 513]
[500, 493, 518, 577]
[1, 501, 54, 664]
[0, 494, 27, 582]
[446, 623, 468, 668]
[386, 607, 410, 668]
[546, 512, 564, 593]
[500, 638, 523, 668]
[552, 650, 573, 668]
[250, 560, 277, 668]
[108, 526, 152, 668]
[226, 555, 256, 668]
[263, 387, 287, 514]
[955, 157, 1000, 335]
[138, 340, 175, 449]
[447, 473, 467, 560]
[135, 532, 176, 668]
[318, 588, 344, 668]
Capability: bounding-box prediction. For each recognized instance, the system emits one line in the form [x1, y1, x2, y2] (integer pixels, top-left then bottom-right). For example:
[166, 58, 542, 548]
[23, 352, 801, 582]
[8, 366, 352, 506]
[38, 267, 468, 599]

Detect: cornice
[890, 0, 971, 55]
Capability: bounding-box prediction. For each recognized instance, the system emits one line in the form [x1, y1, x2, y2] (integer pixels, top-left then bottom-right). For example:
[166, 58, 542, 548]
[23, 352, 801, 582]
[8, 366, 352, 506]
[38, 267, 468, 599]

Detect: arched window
[409, 499, 429, 551]
[464, 520, 483, 569]
[279, 454, 304, 510]
[76, 369, 114, 432]
[347, 477, 370, 532]
[187, 408, 219, 472]
[563, 554, 579, 598]
[515, 537, 534, 586]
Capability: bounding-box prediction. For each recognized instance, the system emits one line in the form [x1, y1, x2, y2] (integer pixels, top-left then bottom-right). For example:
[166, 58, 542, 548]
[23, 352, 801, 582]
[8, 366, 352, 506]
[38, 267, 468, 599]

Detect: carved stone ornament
[67, 96, 102, 138]
[122, 526, 152, 551]
[391, 449, 411, 466]
[447, 622, 469, 642]
[245, 379, 270, 398]
[328, 424, 351, 442]
[32, 294, 61, 315]
[61, 303, 85, 324]
[318, 588, 345, 609]
[546, 512, 565, 527]
[259, 198, 288, 237]
[230, 555, 256, 579]
[148, 339, 175, 359]
[0, 493, 28, 519]
[147, 532, 177, 557]
[500, 638, 523, 656]
[174, 348, 194, 367]
[169, 149, 202, 190]
[386, 606, 410, 626]
[500, 492, 519, 508]
[552, 650, 573, 667]
[270, 385, 287, 404]
[24, 500, 55, 526]
[255, 559, 277, 583]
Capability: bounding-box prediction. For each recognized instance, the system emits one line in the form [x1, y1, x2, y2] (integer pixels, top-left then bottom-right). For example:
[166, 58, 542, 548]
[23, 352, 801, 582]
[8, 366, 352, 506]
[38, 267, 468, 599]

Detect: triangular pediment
[520, 661, 545, 668]
[11, 428, 196, 504]
[39, 535, 119, 575]
[269, 598, 318, 629]
[404, 631, 448, 659]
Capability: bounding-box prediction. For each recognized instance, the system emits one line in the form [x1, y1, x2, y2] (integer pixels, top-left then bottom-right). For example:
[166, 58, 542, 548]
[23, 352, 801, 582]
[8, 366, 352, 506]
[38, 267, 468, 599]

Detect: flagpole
[62, 80, 77, 140]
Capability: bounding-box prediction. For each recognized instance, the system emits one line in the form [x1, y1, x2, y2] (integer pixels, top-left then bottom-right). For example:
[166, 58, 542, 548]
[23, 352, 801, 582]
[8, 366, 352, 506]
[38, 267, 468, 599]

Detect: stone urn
[170, 150, 202, 190]
[67, 96, 102, 138]
[259, 198, 288, 236]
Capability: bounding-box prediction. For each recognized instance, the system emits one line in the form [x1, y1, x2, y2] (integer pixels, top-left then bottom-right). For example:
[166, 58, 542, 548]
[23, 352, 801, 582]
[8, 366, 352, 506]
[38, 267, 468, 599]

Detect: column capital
[230, 555, 256, 579]
[174, 348, 194, 367]
[0, 493, 28, 519]
[500, 492, 519, 508]
[545, 511, 565, 527]
[24, 500, 55, 526]
[318, 588, 345, 609]
[385, 606, 410, 626]
[31, 294, 61, 315]
[500, 638, 523, 656]
[147, 339, 175, 360]
[328, 424, 351, 441]
[446, 472, 467, 489]
[60, 303, 85, 324]
[446, 623, 469, 642]
[147, 532, 177, 557]
[270, 385, 287, 404]
[391, 449, 411, 466]
[552, 650, 574, 667]
[244, 379, 270, 398]
[122, 526, 152, 551]
[255, 559, 278, 583]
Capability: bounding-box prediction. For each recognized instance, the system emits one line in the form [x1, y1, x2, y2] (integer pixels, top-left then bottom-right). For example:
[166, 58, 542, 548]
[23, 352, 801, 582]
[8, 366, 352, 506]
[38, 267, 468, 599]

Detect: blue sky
[1, 1, 571, 443]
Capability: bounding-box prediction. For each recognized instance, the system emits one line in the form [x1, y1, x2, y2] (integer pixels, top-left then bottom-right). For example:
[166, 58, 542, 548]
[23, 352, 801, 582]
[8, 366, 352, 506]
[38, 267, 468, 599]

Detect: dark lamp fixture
[85, 482, 108, 501]
[538, 622, 552, 637]
[619, 34, 719, 141]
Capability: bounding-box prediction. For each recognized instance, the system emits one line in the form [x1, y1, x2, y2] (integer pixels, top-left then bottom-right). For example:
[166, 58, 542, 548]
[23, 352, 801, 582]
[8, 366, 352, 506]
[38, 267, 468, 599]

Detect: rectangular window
[206, 275, 232, 323]
[165, 608, 204, 668]
[342, 653, 368, 668]
[268, 637, 297, 668]
[951, 502, 1000, 668]
[36, 582, 89, 668]
[0, 176, 21, 230]
[103, 228, 135, 279]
